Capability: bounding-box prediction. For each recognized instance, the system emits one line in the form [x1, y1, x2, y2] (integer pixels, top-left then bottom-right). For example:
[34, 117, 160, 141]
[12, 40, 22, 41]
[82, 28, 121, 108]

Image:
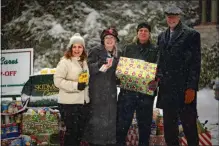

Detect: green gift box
[30, 133, 60, 146]
[22, 113, 59, 135]
[116, 57, 157, 95]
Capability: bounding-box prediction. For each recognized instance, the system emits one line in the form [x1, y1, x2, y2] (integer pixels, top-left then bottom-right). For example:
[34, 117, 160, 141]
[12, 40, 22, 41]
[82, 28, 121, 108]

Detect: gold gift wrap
[116, 57, 157, 95]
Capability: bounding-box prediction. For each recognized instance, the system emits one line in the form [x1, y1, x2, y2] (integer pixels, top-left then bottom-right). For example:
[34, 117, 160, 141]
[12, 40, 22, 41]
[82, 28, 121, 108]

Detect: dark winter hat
[164, 5, 183, 15]
[136, 22, 151, 32]
[100, 27, 120, 45]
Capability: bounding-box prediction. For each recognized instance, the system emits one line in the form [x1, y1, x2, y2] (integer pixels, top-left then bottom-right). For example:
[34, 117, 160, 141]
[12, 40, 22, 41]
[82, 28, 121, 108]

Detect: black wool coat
[156, 22, 201, 110]
[83, 45, 118, 145]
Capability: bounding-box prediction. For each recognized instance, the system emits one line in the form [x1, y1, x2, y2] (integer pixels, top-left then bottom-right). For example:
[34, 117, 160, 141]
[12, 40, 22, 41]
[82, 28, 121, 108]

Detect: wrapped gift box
[1, 137, 21, 146]
[150, 135, 166, 146]
[30, 133, 59, 146]
[116, 57, 157, 95]
[1, 123, 20, 140]
[126, 125, 212, 146]
[125, 124, 166, 146]
[179, 131, 212, 146]
[126, 124, 139, 146]
[30, 134, 50, 145]
[22, 113, 59, 135]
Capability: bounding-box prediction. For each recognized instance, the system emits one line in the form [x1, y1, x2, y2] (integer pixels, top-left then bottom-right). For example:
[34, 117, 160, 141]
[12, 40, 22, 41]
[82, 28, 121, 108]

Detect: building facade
[194, 0, 219, 46]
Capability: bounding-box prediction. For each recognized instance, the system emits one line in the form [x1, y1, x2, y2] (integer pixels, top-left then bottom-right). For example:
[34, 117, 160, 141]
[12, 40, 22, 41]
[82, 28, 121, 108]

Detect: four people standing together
[54, 5, 201, 146]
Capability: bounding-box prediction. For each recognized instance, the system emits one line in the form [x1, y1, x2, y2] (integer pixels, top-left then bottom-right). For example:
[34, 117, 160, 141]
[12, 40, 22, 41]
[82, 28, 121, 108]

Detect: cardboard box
[116, 57, 157, 95]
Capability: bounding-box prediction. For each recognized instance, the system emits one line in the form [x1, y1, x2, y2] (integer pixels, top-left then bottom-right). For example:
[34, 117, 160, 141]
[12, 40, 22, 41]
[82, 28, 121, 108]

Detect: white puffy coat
[54, 57, 89, 104]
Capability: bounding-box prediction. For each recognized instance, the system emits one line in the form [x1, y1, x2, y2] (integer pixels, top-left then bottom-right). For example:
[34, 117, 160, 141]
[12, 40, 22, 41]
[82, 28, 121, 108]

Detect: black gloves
[116, 77, 121, 86]
[78, 82, 86, 91]
[98, 59, 107, 68]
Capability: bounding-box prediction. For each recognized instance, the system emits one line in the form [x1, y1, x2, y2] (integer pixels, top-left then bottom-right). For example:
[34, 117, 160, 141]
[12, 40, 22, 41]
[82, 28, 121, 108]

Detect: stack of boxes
[1, 101, 23, 141]
[21, 107, 60, 145]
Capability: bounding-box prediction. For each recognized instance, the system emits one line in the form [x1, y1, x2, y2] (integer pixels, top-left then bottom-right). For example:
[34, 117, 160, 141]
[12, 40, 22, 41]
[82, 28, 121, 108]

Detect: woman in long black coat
[83, 28, 120, 146]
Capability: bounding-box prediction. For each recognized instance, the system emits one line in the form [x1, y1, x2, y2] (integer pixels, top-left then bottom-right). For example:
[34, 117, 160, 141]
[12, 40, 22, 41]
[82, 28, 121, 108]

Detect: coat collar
[96, 44, 117, 58]
[164, 21, 185, 47]
[168, 21, 184, 43]
[71, 57, 80, 60]
[96, 45, 109, 58]
[136, 39, 151, 46]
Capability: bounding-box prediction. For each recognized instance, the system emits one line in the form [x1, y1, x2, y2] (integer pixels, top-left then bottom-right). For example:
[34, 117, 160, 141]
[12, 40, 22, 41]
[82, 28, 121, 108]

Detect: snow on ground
[196, 88, 219, 145]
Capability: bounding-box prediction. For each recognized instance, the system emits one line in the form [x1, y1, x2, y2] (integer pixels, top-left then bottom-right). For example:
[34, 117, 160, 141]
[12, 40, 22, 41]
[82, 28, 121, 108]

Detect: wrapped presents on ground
[21, 109, 59, 135]
[30, 134, 50, 145]
[1, 137, 21, 146]
[125, 124, 166, 146]
[124, 108, 212, 146]
[30, 133, 59, 146]
[150, 135, 166, 146]
[179, 118, 212, 146]
[179, 131, 212, 146]
[2, 135, 32, 146]
[1, 123, 20, 139]
[116, 57, 157, 95]
[126, 124, 139, 146]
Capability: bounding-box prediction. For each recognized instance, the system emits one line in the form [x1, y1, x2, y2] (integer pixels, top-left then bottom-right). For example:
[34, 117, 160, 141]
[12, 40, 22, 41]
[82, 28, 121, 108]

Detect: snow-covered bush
[200, 42, 219, 88]
[2, 1, 199, 72]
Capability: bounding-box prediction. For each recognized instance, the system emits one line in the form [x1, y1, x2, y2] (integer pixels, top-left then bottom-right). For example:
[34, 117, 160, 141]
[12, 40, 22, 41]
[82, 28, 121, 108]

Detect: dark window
[206, 0, 211, 22]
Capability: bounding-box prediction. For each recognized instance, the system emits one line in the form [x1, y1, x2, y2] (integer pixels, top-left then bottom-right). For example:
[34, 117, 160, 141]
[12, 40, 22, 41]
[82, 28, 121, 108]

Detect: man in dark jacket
[156, 6, 201, 146]
[116, 23, 159, 146]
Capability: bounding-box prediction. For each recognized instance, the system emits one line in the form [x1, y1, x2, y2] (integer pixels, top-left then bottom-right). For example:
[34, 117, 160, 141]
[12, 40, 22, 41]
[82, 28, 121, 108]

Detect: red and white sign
[1, 48, 33, 96]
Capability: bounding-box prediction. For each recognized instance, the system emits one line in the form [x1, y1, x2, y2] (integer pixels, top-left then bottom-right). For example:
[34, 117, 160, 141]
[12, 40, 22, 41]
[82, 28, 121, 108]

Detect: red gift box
[179, 131, 212, 146]
[126, 124, 166, 146]
[150, 135, 166, 146]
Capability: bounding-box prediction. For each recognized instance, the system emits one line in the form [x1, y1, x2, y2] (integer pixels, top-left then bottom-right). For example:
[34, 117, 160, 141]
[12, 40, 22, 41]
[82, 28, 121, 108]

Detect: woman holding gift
[116, 22, 159, 146]
[83, 27, 119, 146]
[54, 33, 90, 146]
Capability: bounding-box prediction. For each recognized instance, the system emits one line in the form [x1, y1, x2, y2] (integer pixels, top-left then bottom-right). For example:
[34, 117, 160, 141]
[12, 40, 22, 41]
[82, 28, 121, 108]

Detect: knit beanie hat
[67, 33, 85, 49]
[100, 28, 120, 45]
[136, 22, 151, 32]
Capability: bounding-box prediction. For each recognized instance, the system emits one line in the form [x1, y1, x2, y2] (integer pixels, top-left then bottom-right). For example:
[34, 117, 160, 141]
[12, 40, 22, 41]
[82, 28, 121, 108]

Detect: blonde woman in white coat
[54, 33, 90, 146]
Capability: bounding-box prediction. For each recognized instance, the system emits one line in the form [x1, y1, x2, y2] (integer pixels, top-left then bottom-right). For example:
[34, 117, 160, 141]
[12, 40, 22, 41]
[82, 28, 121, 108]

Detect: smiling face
[104, 35, 116, 51]
[137, 28, 150, 44]
[166, 14, 180, 30]
[71, 44, 84, 57]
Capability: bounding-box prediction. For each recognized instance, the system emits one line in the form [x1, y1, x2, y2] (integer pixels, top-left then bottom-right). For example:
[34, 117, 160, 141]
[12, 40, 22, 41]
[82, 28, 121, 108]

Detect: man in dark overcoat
[156, 5, 201, 146]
